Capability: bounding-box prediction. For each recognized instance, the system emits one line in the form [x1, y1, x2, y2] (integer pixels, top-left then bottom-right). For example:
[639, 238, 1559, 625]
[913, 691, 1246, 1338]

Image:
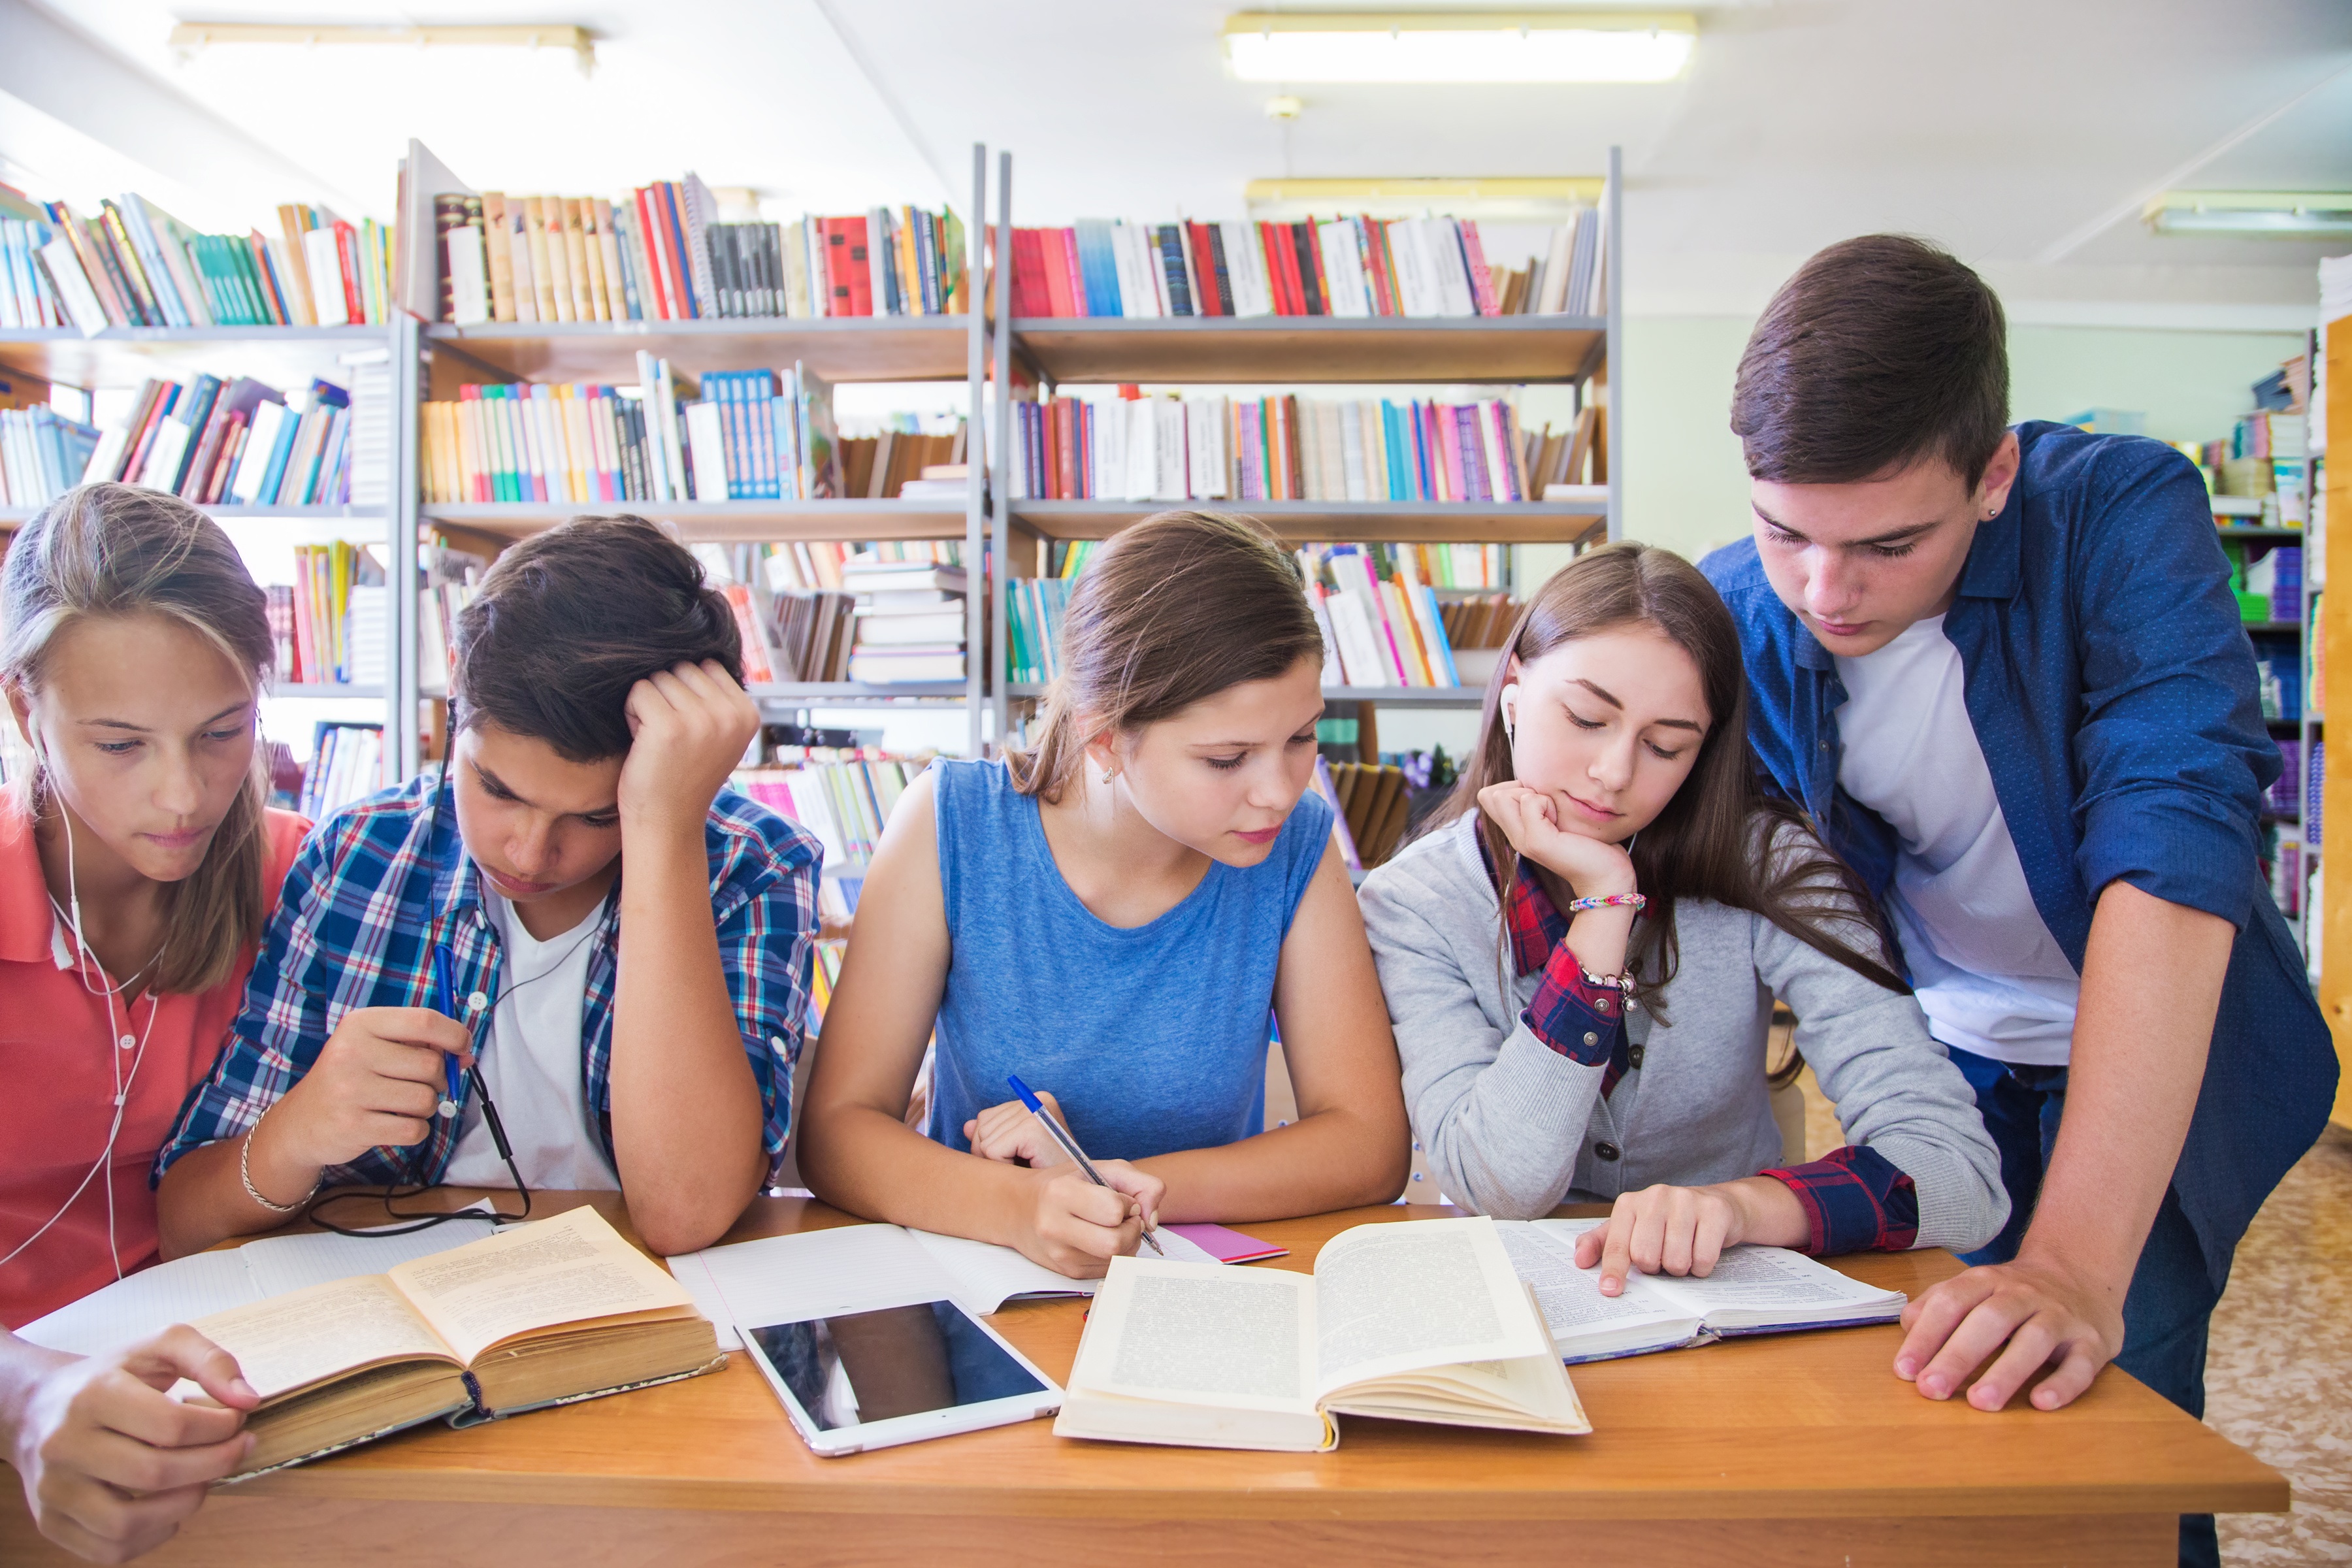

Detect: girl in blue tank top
[799, 511, 1409, 1278]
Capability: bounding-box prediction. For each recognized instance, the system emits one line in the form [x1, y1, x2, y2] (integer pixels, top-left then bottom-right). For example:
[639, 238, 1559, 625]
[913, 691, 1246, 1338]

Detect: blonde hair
[1, 483, 275, 994]
[1005, 510, 1325, 804]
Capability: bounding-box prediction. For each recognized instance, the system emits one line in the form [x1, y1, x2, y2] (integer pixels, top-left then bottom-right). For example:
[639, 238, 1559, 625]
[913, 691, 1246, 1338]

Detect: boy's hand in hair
[617, 659, 762, 842]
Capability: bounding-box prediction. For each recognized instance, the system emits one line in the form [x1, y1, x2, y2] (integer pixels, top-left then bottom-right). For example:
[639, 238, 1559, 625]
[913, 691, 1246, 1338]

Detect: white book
[304, 227, 349, 325]
[445, 223, 490, 325]
[136, 418, 192, 492]
[1153, 398, 1187, 501]
[1538, 221, 1574, 314]
[685, 400, 729, 502]
[1498, 1220, 1908, 1364]
[853, 608, 966, 645]
[1109, 224, 1145, 319]
[344, 584, 387, 685]
[231, 399, 291, 502]
[1220, 221, 1273, 317]
[1305, 586, 1343, 687]
[1318, 220, 1369, 317]
[1384, 220, 1431, 317]
[1326, 590, 1384, 688]
[39, 237, 109, 336]
[1124, 397, 1156, 501]
[1431, 221, 1477, 318]
[1339, 402, 1367, 502]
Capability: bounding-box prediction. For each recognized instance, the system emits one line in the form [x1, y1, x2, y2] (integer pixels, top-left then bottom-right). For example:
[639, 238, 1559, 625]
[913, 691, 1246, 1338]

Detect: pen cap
[1005, 1074, 1045, 1115]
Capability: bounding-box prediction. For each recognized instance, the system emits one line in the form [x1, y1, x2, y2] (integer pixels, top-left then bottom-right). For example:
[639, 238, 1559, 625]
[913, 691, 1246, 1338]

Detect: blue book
[1073, 220, 1121, 318]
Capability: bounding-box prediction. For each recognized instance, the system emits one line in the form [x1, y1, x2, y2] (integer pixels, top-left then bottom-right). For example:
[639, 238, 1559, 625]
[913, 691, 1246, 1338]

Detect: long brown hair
[1, 483, 275, 994]
[1434, 541, 1903, 1006]
[1007, 510, 1324, 803]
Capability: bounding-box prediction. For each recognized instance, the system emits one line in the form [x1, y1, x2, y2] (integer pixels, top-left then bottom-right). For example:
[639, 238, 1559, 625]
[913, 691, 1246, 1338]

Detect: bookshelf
[0, 318, 421, 775]
[2321, 314, 2349, 1128]
[986, 146, 1625, 744]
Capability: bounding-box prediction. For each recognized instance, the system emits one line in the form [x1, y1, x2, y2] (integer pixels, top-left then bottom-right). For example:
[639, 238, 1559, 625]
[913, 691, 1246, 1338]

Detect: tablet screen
[745, 1300, 1050, 1431]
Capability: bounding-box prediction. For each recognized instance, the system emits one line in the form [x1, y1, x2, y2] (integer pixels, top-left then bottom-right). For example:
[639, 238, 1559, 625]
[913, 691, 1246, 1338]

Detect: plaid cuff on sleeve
[1520, 942, 1626, 1067]
[1760, 1145, 1921, 1255]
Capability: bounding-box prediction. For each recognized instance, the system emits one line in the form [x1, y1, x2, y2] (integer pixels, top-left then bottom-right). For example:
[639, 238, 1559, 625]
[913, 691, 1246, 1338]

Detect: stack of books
[421, 360, 844, 505]
[269, 542, 385, 687]
[299, 723, 385, 821]
[84, 375, 357, 508]
[760, 537, 962, 594]
[435, 181, 968, 325]
[1008, 210, 1604, 319]
[843, 559, 969, 684]
[1010, 392, 1586, 505]
[734, 755, 921, 874]
[0, 404, 101, 508]
[1, 182, 393, 331]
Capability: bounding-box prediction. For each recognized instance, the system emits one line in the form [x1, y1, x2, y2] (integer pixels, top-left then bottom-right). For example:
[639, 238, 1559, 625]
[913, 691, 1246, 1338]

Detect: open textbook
[1054, 1217, 1590, 1452]
[27, 1210, 720, 1478]
[668, 1221, 1231, 1351]
[1497, 1218, 1908, 1364]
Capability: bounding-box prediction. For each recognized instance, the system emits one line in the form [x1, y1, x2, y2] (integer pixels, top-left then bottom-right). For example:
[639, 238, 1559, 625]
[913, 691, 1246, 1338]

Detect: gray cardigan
[1358, 811, 2006, 1252]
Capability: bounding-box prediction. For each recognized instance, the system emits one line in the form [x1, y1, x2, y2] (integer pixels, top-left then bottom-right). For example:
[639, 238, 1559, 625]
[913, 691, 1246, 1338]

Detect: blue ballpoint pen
[1006, 1074, 1164, 1256]
[430, 945, 462, 1119]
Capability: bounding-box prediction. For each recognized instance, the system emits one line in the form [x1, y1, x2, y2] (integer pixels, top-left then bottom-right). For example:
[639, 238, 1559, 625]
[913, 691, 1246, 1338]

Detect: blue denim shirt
[1701, 420, 2337, 1285]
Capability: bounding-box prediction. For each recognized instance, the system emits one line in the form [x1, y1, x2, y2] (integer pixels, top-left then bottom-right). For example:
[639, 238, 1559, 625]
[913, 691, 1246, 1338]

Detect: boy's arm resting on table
[606, 661, 805, 1257]
[1357, 861, 1605, 1221]
[2, 1328, 258, 1564]
[1901, 453, 2249, 1411]
[1130, 840, 1410, 1222]
[795, 774, 1157, 1279]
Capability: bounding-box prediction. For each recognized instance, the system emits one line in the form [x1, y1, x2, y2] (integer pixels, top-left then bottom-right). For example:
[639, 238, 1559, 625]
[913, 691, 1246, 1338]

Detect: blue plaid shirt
[1702, 420, 2336, 1284]
[157, 776, 821, 1189]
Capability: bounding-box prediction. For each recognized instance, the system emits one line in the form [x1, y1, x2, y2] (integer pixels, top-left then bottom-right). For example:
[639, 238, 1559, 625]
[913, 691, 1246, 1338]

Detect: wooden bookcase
[2321, 316, 2351, 1129]
[0, 319, 423, 768]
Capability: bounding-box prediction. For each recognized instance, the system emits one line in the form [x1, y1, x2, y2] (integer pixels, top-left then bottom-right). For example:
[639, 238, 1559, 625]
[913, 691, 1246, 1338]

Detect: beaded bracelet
[1566, 891, 1647, 913]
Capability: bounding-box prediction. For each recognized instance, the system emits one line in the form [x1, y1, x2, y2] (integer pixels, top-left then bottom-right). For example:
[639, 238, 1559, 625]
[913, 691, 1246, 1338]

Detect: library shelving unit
[0, 320, 421, 767]
[2319, 312, 2349, 1129]
[985, 146, 1625, 743]
[414, 152, 998, 760]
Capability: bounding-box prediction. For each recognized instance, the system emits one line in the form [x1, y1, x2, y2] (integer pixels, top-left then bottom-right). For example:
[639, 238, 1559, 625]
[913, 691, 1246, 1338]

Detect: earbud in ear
[1500, 683, 1520, 742]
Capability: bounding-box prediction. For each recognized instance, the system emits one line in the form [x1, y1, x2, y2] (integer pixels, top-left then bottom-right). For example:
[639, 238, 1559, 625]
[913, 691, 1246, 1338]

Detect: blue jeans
[1948, 1045, 2228, 1568]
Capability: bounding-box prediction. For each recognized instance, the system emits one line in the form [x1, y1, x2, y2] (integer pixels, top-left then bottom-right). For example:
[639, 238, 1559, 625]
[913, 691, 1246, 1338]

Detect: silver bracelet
[240, 1110, 320, 1215]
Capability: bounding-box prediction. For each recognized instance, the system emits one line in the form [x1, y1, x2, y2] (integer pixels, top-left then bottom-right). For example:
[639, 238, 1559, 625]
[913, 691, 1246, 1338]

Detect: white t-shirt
[1834, 614, 2080, 1066]
[441, 892, 621, 1190]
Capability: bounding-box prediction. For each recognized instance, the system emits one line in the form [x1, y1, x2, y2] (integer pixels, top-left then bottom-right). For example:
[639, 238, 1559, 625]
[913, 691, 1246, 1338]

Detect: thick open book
[1497, 1218, 1908, 1363]
[1054, 1217, 1590, 1452]
[176, 1209, 721, 1477]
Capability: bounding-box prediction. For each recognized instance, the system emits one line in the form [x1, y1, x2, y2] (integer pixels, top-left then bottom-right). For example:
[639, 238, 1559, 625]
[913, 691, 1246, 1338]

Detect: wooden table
[2, 1192, 2285, 1567]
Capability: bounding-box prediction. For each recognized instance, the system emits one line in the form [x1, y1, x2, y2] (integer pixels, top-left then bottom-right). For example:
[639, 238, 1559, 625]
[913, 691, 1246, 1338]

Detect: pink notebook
[1162, 1223, 1287, 1264]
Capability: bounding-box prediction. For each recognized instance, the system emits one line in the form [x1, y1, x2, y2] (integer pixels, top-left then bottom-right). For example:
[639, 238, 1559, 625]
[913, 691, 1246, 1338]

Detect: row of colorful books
[0, 405, 100, 507]
[1007, 210, 1603, 319]
[734, 757, 921, 872]
[86, 376, 358, 508]
[1301, 544, 1467, 689]
[0, 184, 393, 331]
[267, 544, 386, 687]
[436, 180, 967, 325]
[419, 359, 843, 506]
[759, 538, 964, 595]
[1004, 578, 1075, 685]
[299, 723, 386, 823]
[1008, 393, 1556, 505]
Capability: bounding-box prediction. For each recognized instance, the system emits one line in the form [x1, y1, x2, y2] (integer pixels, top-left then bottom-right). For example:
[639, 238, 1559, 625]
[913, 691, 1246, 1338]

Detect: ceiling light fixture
[167, 22, 597, 78]
[1223, 11, 1695, 84]
[2143, 191, 2352, 238]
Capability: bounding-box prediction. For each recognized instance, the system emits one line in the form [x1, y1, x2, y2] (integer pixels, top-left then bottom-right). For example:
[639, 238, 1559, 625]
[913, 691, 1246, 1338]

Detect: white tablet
[738, 1298, 1063, 1456]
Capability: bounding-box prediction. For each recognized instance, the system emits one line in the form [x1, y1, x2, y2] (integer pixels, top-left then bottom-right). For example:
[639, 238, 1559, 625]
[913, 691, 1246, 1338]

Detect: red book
[1053, 397, 1077, 500]
[332, 221, 365, 322]
[1266, 222, 1305, 317]
[1008, 230, 1039, 317]
[122, 382, 179, 484]
[819, 219, 862, 317]
[1185, 221, 1224, 316]
[1459, 220, 1499, 316]
[459, 384, 488, 500]
[657, 184, 698, 318]
[1358, 217, 1396, 318]
[846, 216, 875, 317]
[1058, 229, 1086, 319]
[1254, 224, 1285, 315]
[633, 188, 674, 319]
[1294, 223, 1328, 317]
[206, 414, 248, 503]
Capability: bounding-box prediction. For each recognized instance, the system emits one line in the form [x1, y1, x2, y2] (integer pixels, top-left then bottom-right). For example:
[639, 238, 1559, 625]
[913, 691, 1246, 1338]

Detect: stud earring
[1102, 767, 1115, 783]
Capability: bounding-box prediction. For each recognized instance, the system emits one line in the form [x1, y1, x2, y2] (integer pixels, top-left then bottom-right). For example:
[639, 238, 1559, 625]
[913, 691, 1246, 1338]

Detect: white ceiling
[9, 0, 2351, 323]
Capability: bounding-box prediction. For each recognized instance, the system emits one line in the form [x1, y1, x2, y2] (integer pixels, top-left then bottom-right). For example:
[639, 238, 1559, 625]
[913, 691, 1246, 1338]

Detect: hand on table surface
[1895, 1253, 2123, 1411]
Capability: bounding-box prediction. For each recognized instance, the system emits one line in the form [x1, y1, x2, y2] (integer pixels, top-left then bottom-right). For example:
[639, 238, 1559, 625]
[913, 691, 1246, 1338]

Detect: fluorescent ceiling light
[1224, 11, 1695, 83]
[167, 22, 598, 76]
[2143, 191, 2352, 238]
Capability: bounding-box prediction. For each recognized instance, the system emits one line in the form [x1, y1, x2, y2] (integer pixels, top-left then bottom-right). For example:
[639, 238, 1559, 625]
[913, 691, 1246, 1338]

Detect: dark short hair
[1731, 235, 2010, 487]
[453, 514, 742, 760]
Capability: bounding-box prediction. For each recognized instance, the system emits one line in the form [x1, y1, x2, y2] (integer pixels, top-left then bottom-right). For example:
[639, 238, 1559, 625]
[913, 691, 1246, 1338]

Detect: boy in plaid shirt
[156, 515, 820, 1258]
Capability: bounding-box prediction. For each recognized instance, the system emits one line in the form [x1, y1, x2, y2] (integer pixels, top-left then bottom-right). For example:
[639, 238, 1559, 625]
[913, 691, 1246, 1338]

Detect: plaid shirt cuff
[1761, 1146, 1921, 1255]
[1520, 943, 1625, 1066]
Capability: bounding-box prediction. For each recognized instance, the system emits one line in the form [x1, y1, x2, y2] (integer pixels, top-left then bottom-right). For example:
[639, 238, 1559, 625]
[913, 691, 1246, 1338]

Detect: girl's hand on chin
[1478, 781, 1637, 898]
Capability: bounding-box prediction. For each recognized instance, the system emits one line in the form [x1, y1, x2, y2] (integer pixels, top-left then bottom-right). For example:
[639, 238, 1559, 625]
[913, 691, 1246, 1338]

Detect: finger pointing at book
[6, 1324, 258, 1564]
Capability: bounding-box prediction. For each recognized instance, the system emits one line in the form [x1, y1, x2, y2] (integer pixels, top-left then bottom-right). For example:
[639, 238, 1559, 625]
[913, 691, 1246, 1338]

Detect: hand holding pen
[972, 1075, 1166, 1264]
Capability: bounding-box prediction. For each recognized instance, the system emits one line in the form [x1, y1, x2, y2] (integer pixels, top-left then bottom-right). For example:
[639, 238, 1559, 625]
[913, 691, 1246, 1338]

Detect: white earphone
[1500, 682, 1521, 743]
[0, 721, 161, 1281]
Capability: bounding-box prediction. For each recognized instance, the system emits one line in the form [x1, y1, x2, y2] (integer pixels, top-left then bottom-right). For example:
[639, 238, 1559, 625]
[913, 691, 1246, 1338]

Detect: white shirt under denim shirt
[1357, 810, 2006, 1252]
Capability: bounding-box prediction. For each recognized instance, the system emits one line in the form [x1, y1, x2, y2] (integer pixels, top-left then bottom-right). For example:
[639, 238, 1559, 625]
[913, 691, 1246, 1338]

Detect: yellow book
[481, 193, 517, 322]
[523, 197, 559, 322]
[563, 199, 597, 323]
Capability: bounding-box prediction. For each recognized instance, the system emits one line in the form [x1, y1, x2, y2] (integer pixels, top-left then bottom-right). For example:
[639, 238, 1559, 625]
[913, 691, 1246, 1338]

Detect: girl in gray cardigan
[1360, 543, 2004, 1299]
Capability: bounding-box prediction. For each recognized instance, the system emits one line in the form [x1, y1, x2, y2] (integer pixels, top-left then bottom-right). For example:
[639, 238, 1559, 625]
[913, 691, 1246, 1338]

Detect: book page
[1497, 1222, 1691, 1340]
[238, 1217, 496, 1300]
[1311, 1218, 1550, 1396]
[387, 1207, 692, 1365]
[907, 1229, 1095, 1312]
[1639, 1244, 1906, 1318]
[189, 1275, 453, 1401]
[674, 1224, 961, 1342]
[1073, 1259, 1316, 1413]
[17, 1249, 257, 1358]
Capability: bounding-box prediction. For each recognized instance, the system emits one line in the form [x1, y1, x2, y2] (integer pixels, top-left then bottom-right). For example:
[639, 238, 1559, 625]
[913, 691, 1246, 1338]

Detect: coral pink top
[0, 791, 308, 1328]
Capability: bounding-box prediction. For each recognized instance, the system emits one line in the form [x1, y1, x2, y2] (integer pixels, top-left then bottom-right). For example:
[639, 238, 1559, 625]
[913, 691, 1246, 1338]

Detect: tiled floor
[1798, 1075, 2352, 1563]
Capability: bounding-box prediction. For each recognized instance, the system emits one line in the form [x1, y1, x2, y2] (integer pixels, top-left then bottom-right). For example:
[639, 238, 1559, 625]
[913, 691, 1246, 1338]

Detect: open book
[1497, 1219, 1908, 1364]
[178, 1209, 721, 1478]
[667, 1221, 1233, 1351]
[1054, 1217, 1590, 1452]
